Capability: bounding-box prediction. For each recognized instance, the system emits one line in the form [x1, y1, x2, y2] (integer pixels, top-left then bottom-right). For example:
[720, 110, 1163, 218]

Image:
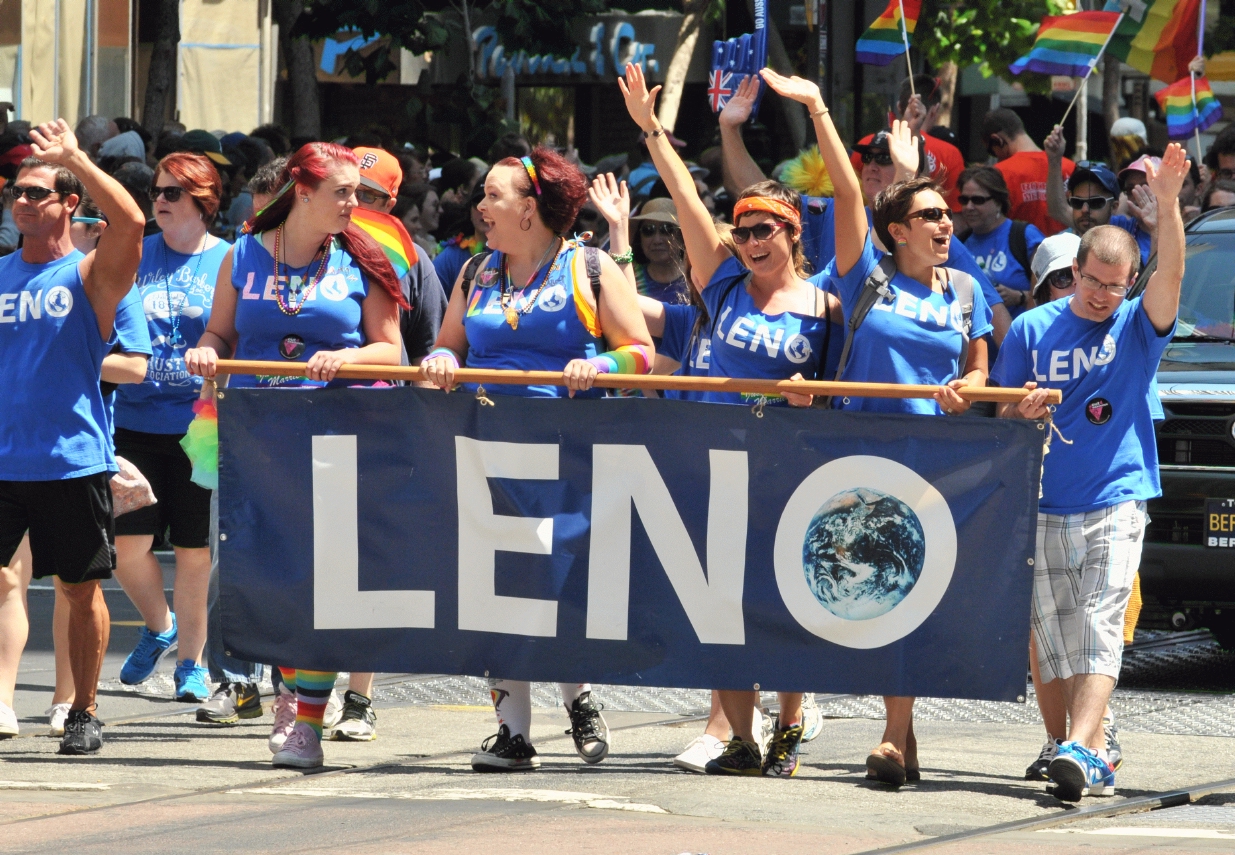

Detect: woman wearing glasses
[110, 153, 230, 705]
[630, 198, 690, 304]
[759, 69, 993, 787]
[958, 166, 1044, 317]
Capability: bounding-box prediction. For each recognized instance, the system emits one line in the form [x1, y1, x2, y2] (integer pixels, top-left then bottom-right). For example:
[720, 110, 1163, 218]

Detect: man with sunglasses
[983, 108, 1074, 237]
[992, 143, 1191, 802]
[0, 119, 146, 756]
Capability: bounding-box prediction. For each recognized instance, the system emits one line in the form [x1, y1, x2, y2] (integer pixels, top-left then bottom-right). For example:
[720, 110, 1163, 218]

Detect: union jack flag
[708, 69, 735, 112]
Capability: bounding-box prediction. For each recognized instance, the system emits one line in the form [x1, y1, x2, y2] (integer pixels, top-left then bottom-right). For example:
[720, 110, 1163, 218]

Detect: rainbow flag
[1155, 75, 1223, 138]
[1009, 11, 1122, 78]
[855, 0, 919, 66]
[1104, 0, 1200, 84]
[350, 206, 419, 279]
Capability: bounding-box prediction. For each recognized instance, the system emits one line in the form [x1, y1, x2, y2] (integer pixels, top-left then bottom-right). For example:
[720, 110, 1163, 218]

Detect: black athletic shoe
[705, 737, 763, 776]
[330, 690, 377, 741]
[565, 691, 610, 764]
[471, 724, 541, 772]
[196, 682, 264, 725]
[762, 722, 803, 777]
[57, 709, 103, 755]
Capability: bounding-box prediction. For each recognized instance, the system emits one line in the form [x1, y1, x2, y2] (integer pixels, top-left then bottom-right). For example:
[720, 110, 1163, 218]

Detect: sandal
[906, 767, 921, 783]
[866, 744, 907, 787]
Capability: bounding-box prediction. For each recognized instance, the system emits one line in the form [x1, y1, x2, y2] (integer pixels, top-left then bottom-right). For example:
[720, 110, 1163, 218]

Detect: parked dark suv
[1131, 207, 1235, 647]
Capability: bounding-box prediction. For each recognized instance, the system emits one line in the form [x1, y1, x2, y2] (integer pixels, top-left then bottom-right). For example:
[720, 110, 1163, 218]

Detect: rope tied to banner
[475, 385, 495, 406]
[1042, 405, 1074, 457]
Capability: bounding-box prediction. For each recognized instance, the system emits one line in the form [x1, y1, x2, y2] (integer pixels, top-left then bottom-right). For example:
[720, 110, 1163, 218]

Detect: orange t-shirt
[849, 133, 966, 210]
[995, 152, 1074, 237]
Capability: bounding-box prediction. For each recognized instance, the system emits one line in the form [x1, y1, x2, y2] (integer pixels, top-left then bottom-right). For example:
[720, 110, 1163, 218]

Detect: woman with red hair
[112, 152, 229, 705]
[185, 142, 406, 770]
[421, 146, 653, 772]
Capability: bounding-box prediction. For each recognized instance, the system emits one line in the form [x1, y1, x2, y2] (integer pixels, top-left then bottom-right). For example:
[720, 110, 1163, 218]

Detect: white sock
[488, 679, 531, 741]
[559, 682, 590, 712]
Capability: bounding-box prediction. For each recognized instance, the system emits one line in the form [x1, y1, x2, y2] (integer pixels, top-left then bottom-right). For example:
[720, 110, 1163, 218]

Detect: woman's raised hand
[588, 173, 630, 229]
[888, 119, 920, 181]
[618, 63, 661, 132]
[759, 68, 825, 113]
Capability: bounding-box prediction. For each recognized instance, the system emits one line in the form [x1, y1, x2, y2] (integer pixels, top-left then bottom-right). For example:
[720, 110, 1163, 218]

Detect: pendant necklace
[273, 222, 332, 317]
[161, 232, 207, 347]
[500, 237, 562, 330]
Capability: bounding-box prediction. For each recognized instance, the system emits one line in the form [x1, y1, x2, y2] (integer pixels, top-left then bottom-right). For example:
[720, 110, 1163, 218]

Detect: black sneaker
[471, 724, 541, 772]
[196, 682, 263, 725]
[762, 722, 803, 777]
[57, 709, 103, 755]
[1026, 738, 1061, 781]
[330, 690, 377, 741]
[565, 691, 610, 764]
[705, 737, 762, 776]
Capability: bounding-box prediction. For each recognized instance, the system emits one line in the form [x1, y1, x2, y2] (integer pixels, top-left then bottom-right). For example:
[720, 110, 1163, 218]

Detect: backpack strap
[1007, 220, 1031, 279]
[460, 250, 494, 302]
[583, 245, 603, 305]
[830, 254, 897, 384]
[943, 267, 975, 375]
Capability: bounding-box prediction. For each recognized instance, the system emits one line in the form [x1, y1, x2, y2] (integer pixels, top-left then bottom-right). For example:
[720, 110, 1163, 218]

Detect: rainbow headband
[520, 156, 543, 196]
[733, 196, 801, 227]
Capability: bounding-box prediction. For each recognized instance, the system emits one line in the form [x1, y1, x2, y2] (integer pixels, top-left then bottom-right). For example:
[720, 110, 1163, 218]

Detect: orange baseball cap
[354, 147, 402, 197]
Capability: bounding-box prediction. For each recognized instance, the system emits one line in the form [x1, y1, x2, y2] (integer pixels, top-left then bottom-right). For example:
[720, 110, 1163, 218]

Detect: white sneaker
[45, 703, 71, 737]
[801, 693, 824, 742]
[673, 734, 724, 773]
[322, 689, 343, 730]
[267, 688, 298, 753]
[271, 721, 324, 769]
[0, 701, 18, 738]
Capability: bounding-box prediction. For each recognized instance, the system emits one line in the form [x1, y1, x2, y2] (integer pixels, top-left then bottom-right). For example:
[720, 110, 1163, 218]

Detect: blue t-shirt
[990, 296, 1173, 514]
[659, 303, 709, 402]
[229, 233, 370, 388]
[1110, 214, 1153, 267]
[800, 196, 836, 275]
[964, 219, 1044, 318]
[434, 241, 478, 299]
[114, 234, 229, 434]
[826, 235, 995, 415]
[700, 256, 832, 405]
[0, 250, 117, 480]
[104, 287, 155, 435]
[463, 245, 604, 398]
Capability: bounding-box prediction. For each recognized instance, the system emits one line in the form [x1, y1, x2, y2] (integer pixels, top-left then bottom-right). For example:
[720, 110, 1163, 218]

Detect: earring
[302, 196, 309, 202]
[897, 239, 907, 246]
[519, 218, 532, 232]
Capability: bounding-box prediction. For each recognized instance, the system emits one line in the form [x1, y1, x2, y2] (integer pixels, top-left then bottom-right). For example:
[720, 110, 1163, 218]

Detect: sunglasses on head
[904, 207, 952, 223]
[639, 222, 678, 237]
[355, 187, 390, 206]
[731, 221, 790, 244]
[1067, 195, 1114, 211]
[958, 194, 993, 206]
[150, 185, 185, 203]
[860, 151, 893, 167]
[6, 184, 60, 201]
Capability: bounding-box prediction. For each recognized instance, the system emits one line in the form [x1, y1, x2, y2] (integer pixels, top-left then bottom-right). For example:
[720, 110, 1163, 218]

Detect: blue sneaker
[118, 614, 177, 685]
[174, 659, 210, 703]
[1048, 741, 1115, 802]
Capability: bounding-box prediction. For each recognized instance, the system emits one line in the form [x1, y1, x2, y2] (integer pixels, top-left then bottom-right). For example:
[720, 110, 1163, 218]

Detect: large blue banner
[218, 388, 1042, 702]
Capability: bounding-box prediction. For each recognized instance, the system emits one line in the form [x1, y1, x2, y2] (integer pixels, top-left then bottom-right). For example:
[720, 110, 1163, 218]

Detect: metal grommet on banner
[475, 385, 495, 407]
[753, 683, 760, 691]
[217, 391, 225, 400]
[1027, 558, 1034, 566]
[751, 396, 767, 418]
[842, 396, 850, 406]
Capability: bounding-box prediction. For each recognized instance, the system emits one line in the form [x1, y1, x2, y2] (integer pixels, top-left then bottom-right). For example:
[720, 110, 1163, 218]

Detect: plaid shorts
[1031, 500, 1146, 683]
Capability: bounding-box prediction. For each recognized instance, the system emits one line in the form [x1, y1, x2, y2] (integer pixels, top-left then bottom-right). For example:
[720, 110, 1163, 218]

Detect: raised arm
[1141, 143, 1189, 333]
[589, 173, 636, 291]
[619, 63, 730, 288]
[717, 75, 768, 196]
[760, 68, 866, 276]
[1044, 125, 1072, 231]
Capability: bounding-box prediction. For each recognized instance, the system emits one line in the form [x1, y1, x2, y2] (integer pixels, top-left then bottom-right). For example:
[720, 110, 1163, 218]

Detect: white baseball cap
[1031, 232, 1082, 282]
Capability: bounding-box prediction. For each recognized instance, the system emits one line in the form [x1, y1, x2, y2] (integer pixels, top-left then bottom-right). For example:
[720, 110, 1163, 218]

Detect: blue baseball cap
[1067, 161, 1119, 196]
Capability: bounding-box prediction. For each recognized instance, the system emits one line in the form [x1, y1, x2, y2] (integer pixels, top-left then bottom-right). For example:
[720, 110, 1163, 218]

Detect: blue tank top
[0, 251, 117, 480]
[463, 244, 604, 398]
[229, 233, 369, 388]
[114, 234, 229, 433]
[699, 257, 831, 406]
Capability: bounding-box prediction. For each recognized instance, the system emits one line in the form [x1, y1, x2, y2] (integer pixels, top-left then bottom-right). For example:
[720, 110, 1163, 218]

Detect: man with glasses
[0, 119, 146, 755]
[983, 108, 1074, 237]
[992, 143, 1191, 801]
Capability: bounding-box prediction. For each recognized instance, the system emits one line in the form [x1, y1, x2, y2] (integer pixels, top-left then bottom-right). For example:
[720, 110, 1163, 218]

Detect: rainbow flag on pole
[855, 0, 920, 66]
[349, 206, 419, 279]
[1009, 11, 1123, 77]
[1104, 0, 1201, 84]
[1155, 75, 1223, 138]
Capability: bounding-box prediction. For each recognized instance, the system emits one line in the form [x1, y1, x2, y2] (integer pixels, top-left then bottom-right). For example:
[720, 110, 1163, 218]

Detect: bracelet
[587, 344, 653, 376]
[609, 248, 634, 265]
[426, 347, 459, 370]
[810, 107, 830, 119]
[646, 127, 664, 139]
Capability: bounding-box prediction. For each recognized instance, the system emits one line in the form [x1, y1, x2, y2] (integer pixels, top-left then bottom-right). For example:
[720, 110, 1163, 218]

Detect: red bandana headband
[732, 196, 801, 228]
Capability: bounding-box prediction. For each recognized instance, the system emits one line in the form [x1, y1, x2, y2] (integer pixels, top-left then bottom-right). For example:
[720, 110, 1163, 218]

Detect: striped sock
[278, 667, 297, 694]
[294, 669, 337, 737]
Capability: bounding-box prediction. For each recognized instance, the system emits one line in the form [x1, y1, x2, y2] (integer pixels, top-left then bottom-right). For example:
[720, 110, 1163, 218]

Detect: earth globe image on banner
[802, 487, 926, 620]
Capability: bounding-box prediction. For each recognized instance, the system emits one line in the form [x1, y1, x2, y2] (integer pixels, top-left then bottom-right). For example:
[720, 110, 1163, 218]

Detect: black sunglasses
[6, 184, 60, 201]
[958, 194, 993, 206]
[732, 221, 789, 244]
[1045, 268, 1074, 290]
[639, 222, 679, 237]
[904, 207, 952, 223]
[1067, 195, 1114, 211]
[355, 187, 390, 205]
[150, 185, 185, 202]
[860, 151, 893, 167]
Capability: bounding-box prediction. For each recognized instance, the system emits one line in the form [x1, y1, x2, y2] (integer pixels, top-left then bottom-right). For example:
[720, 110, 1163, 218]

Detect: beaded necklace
[160, 232, 207, 347]
[272, 222, 333, 317]
[499, 238, 564, 330]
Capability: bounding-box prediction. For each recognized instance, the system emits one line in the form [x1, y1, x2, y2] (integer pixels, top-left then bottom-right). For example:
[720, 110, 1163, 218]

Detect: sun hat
[1031, 232, 1081, 283]
[629, 197, 679, 226]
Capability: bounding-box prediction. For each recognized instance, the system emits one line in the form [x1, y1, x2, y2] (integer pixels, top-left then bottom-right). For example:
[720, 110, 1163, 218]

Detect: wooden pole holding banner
[213, 360, 1063, 405]
[1058, 12, 1124, 129]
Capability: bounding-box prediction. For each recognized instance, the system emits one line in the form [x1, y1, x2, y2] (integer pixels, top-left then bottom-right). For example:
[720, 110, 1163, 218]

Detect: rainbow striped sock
[278, 666, 297, 694]
[293, 669, 337, 737]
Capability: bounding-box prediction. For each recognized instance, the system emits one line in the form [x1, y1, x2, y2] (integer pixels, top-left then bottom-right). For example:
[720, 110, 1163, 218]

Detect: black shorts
[113, 428, 211, 549]
[0, 472, 115, 583]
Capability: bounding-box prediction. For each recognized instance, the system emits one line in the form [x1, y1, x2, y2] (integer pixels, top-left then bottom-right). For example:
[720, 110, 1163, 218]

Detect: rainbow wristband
[427, 347, 460, 369]
[586, 344, 652, 375]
